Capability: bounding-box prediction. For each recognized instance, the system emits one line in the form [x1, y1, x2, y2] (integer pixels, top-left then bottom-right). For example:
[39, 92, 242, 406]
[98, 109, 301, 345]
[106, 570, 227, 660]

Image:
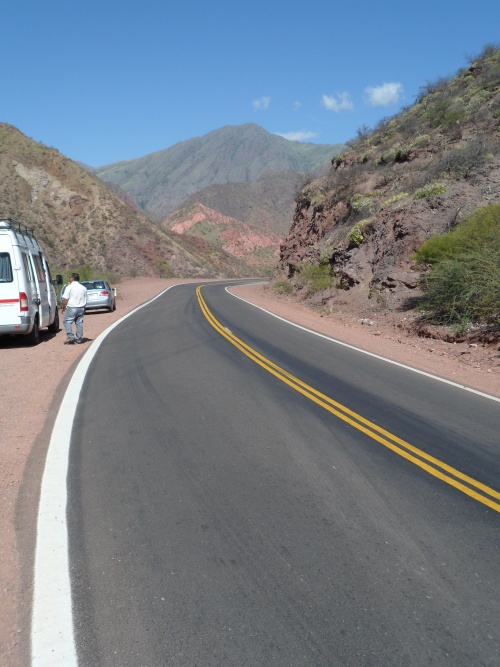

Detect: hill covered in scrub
[0, 123, 256, 279]
[92, 124, 342, 218]
[275, 45, 500, 339]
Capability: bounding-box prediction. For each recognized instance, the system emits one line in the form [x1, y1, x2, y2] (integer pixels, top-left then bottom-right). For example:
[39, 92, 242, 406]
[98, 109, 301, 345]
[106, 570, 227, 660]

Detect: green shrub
[391, 143, 412, 162]
[311, 193, 325, 206]
[425, 100, 465, 130]
[380, 192, 409, 209]
[415, 203, 500, 263]
[350, 193, 375, 212]
[300, 264, 333, 294]
[274, 279, 292, 295]
[413, 183, 448, 200]
[347, 218, 376, 247]
[319, 245, 333, 265]
[348, 222, 365, 247]
[420, 250, 500, 325]
[410, 134, 431, 148]
[416, 203, 500, 325]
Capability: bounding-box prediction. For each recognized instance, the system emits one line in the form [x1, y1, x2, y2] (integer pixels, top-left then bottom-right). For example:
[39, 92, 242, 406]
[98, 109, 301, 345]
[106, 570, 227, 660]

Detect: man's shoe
[64, 338, 74, 345]
[75, 340, 83, 344]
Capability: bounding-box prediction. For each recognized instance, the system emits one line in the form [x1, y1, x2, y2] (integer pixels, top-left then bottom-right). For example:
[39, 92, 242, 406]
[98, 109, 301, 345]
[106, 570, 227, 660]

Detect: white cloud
[365, 82, 403, 107]
[275, 130, 318, 142]
[321, 92, 353, 112]
[293, 101, 302, 110]
[252, 96, 271, 111]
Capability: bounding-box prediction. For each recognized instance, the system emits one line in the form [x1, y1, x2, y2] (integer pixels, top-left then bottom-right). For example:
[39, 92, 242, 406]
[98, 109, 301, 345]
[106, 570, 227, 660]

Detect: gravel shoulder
[1, 277, 498, 665]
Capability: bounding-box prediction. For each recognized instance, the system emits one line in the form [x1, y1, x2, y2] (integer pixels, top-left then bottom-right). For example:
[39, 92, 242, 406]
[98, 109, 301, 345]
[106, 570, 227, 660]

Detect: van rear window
[0, 253, 13, 283]
[32, 254, 46, 282]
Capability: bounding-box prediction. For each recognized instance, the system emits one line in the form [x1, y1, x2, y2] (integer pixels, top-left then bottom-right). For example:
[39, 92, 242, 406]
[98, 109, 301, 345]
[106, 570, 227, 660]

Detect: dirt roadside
[1, 277, 499, 666]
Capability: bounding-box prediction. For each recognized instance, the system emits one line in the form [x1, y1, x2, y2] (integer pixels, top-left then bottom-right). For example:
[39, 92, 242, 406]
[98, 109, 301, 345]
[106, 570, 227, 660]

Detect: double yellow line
[197, 286, 500, 513]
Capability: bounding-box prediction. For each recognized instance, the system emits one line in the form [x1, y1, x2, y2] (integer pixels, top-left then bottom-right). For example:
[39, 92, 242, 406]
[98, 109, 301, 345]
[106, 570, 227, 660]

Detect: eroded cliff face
[277, 50, 500, 317]
[280, 155, 500, 313]
[163, 203, 281, 271]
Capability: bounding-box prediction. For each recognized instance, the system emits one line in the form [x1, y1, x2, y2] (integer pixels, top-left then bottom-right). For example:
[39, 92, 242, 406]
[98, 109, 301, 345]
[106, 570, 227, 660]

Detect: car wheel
[48, 307, 59, 333]
[26, 317, 40, 346]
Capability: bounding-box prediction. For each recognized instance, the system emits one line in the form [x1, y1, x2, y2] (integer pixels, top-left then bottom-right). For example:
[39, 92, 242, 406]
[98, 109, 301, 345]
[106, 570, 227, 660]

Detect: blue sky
[2, 0, 498, 167]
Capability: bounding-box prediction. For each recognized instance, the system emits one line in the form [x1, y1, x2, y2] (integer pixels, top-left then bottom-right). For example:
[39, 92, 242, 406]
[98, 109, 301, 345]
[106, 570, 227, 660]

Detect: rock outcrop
[163, 203, 281, 271]
[277, 47, 500, 320]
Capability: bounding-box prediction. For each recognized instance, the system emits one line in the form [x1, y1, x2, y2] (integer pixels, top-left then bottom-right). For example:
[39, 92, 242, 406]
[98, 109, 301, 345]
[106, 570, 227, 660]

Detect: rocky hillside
[163, 203, 282, 273]
[177, 169, 307, 236]
[161, 170, 312, 272]
[0, 123, 253, 279]
[92, 124, 342, 218]
[276, 46, 500, 329]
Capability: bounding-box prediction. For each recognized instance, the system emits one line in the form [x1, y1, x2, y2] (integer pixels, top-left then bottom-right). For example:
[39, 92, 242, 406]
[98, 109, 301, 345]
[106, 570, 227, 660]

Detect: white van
[0, 218, 61, 345]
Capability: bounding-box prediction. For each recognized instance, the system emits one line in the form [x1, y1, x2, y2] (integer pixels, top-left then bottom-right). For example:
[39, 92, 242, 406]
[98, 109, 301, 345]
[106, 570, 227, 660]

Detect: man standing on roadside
[61, 272, 87, 344]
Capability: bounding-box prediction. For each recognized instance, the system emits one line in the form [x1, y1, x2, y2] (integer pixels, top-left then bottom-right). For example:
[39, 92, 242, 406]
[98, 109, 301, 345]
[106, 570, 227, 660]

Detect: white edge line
[31, 285, 176, 666]
[226, 285, 500, 404]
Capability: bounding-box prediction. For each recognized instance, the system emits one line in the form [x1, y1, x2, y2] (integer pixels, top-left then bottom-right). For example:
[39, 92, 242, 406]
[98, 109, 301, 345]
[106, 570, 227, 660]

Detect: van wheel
[48, 308, 60, 333]
[26, 317, 40, 346]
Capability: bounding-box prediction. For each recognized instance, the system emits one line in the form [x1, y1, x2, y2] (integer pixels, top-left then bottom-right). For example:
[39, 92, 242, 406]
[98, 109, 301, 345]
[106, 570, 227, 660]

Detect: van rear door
[0, 237, 20, 331]
[30, 252, 51, 328]
[40, 253, 58, 325]
[20, 251, 39, 326]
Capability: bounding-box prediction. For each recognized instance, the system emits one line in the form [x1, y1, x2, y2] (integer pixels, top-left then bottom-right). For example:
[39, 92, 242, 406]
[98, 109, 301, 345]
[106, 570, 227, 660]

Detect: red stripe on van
[0, 299, 19, 304]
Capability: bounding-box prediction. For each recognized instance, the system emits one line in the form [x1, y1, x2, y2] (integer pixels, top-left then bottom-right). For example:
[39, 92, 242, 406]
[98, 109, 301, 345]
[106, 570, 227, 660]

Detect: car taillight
[19, 292, 29, 311]
[100, 291, 110, 296]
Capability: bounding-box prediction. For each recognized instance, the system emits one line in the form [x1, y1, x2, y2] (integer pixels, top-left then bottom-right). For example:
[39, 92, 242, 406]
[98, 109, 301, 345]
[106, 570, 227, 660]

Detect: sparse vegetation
[298, 264, 333, 294]
[350, 193, 375, 212]
[415, 204, 500, 326]
[319, 244, 334, 265]
[277, 45, 500, 341]
[439, 140, 490, 179]
[380, 192, 409, 209]
[413, 183, 448, 200]
[348, 222, 365, 247]
[154, 258, 174, 278]
[274, 279, 292, 294]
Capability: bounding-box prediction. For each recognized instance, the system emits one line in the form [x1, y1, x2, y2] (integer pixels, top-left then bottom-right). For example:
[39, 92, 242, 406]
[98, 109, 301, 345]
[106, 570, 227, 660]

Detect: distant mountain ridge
[93, 124, 343, 218]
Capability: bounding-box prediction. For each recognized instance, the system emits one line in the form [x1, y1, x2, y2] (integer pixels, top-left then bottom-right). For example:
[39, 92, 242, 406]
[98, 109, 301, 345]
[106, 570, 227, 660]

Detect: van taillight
[19, 292, 29, 311]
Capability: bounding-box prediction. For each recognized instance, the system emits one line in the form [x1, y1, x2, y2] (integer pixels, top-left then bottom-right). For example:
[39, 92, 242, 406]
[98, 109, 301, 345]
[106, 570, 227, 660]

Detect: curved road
[35, 281, 500, 666]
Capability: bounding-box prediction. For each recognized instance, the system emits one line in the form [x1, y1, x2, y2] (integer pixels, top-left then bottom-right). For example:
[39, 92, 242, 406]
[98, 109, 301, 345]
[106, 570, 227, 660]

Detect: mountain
[92, 124, 343, 218]
[160, 170, 307, 272]
[163, 203, 282, 273]
[275, 46, 500, 328]
[176, 169, 311, 236]
[0, 123, 254, 279]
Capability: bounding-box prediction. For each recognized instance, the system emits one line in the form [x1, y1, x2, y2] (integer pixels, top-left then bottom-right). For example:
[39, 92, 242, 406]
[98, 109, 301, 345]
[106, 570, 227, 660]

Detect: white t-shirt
[62, 281, 87, 308]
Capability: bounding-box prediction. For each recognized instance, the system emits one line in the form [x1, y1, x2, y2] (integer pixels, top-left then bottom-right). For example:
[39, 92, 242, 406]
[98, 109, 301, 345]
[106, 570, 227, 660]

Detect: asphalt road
[66, 281, 500, 666]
